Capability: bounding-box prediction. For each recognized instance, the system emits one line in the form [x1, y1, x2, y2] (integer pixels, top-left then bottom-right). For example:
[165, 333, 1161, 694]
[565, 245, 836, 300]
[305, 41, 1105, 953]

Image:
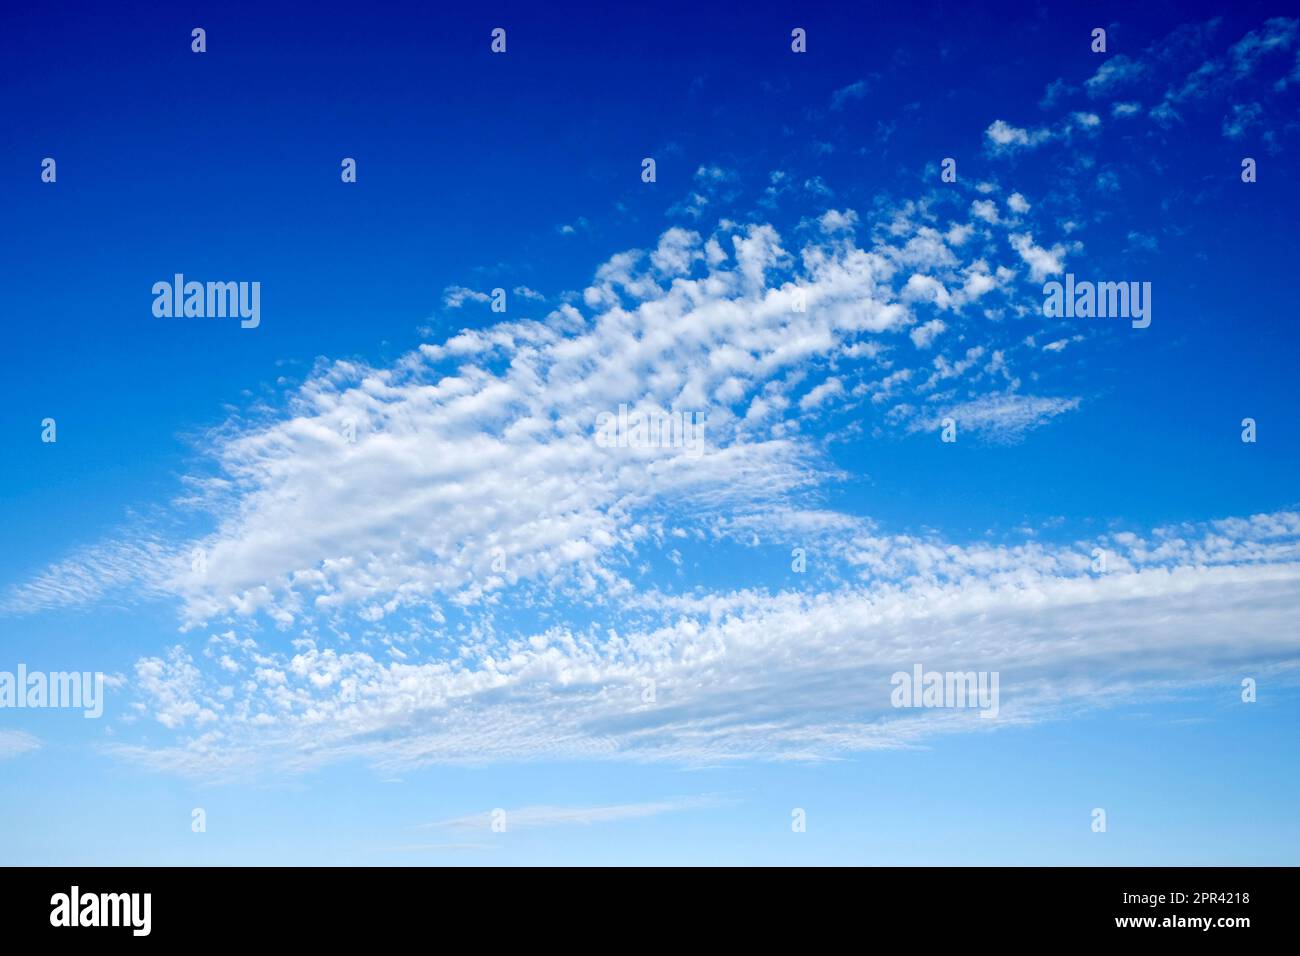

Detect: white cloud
[6, 201, 1088, 625]
[104, 508, 1300, 777]
[803, 176, 833, 197]
[557, 217, 590, 236]
[799, 377, 845, 410]
[0, 731, 40, 760]
[909, 319, 947, 349]
[1009, 232, 1066, 282]
[985, 111, 1097, 157]
[984, 119, 1053, 152]
[1085, 55, 1147, 97]
[16, 186, 1273, 782]
[425, 796, 732, 831]
[1222, 102, 1263, 139]
[1229, 17, 1297, 79]
[649, 227, 703, 275]
[3, 24, 1298, 798]
[443, 286, 491, 308]
[925, 393, 1079, 441]
[694, 164, 735, 183]
[903, 274, 952, 311]
[818, 208, 859, 234]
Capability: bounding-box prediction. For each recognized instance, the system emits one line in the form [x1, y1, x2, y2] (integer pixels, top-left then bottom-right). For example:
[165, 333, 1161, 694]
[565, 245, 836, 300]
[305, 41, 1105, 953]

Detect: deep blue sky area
[4, 1, 1297, 560]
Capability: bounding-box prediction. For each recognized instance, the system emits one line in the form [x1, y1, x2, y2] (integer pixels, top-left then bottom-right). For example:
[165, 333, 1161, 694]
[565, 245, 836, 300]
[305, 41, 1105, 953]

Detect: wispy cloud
[423, 796, 735, 831]
[829, 77, 875, 110]
[921, 393, 1081, 442]
[10, 20, 1299, 789]
[0, 731, 41, 760]
[8, 192, 1087, 628]
[100, 508, 1300, 778]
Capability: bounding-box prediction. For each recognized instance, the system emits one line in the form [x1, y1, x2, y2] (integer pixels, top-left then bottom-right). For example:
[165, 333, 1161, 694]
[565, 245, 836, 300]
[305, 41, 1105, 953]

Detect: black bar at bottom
[0, 866, 1286, 942]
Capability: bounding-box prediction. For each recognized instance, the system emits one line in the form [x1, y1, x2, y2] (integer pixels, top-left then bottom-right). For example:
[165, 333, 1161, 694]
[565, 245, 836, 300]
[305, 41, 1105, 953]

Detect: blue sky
[1, 0, 1298, 865]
